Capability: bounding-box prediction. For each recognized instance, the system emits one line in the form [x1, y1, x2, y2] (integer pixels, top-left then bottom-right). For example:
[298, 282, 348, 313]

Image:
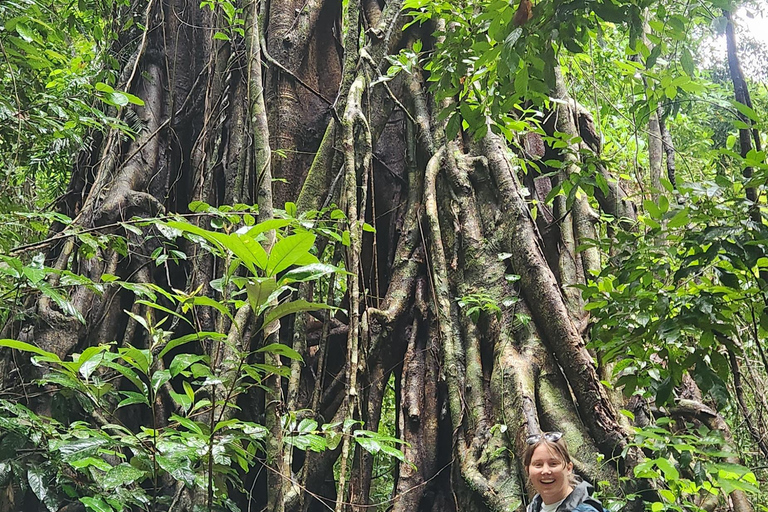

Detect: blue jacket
[526, 480, 604, 512]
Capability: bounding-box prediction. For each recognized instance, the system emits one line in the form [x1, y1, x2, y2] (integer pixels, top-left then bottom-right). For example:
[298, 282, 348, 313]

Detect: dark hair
[522, 433, 579, 485]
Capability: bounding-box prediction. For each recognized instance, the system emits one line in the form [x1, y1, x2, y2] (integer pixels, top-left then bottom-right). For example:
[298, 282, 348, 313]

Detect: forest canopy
[1, 0, 768, 511]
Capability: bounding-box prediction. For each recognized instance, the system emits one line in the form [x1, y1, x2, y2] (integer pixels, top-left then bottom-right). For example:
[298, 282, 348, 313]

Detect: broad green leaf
[297, 418, 318, 434]
[80, 497, 114, 512]
[262, 299, 333, 329]
[379, 443, 407, 462]
[0, 339, 60, 360]
[186, 296, 233, 322]
[732, 101, 760, 123]
[159, 331, 225, 358]
[170, 413, 205, 435]
[70, 457, 112, 471]
[120, 346, 150, 375]
[155, 454, 196, 486]
[257, 343, 303, 362]
[135, 300, 191, 327]
[279, 263, 343, 285]
[355, 437, 381, 453]
[76, 346, 109, 380]
[37, 282, 85, 324]
[654, 457, 679, 481]
[266, 232, 316, 276]
[668, 208, 689, 228]
[643, 199, 661, 220]
[681, 47, 694, 76]
[170, 353, 208, 377]
[245, 218, 292, 237]
[246, 278, 278, 312]
[27, 467, 48, 503]
[169, 389, 192, 410]
[102, 463, 145, 488]
[150, 369, 171, 393]
[53, 437, 108, 458]
[117, 391, 150, 408]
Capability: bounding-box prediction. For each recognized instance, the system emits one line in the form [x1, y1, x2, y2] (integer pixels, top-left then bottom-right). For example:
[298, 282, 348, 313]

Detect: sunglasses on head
[525, 431, 563, 445]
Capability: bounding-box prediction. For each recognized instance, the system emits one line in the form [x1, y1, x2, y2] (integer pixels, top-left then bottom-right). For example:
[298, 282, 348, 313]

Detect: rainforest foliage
[1, 0, 768, 511]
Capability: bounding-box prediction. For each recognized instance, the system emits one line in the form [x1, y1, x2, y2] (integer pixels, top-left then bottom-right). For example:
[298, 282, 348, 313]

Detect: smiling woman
[522, 433, 605, 512]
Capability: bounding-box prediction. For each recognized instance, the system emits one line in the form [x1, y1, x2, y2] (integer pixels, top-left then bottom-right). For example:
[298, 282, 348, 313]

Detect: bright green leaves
[585, 176, 768, 415]
[280, 417, 409, 464]
[199, 0, 245, 40]
[94, 82, 144, 108]
[162, 219, 322, 279]
[0, 0, 130, 219]
[267, 232, 317, 276]
[0, 339, 60, 359]
[160, 210, 344, 338]
[261, 300, 333, 333]
[628, 421, 760, 506]
[457, 292, 503, 323]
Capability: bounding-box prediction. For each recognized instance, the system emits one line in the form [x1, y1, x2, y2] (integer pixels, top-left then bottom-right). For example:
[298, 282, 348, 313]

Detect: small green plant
[199, 0, 245, 41]
[457, 291, 502, 323]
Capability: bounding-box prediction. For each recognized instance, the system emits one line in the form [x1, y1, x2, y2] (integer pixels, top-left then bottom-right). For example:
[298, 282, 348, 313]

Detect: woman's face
[527, 443, 574, 505]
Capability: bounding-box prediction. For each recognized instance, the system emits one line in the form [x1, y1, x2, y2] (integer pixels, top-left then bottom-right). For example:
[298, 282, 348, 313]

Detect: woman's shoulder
[561, 480, 605, 512]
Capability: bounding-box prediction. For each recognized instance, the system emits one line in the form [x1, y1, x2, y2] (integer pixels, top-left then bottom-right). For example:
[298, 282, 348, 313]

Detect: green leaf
[170, 413, 205, 435]
[266, 232, 316, 276]
[668, 208, 689, 228]
[75, 346, 109, 380]
[150, 369, 171, 393]
[22, 265, 46, 284]
[643, 199, 661, 219]
[262, 299, 333, 329]
[379, 443, 407, 462]
[355, 437, 381, 453]
[102, 463, 144, 488]
[245, 218, 291, 237]
[186, 296, 233, 322]
[70, 457, 112, 471]
[446, 112, 461, 141]
[257, 343, 303, 362]
[80, 497, 115, 512]
[37, 282, 85, 324]
[27, 467, 48, 504]
[159, 331, 225, 358]
[170, 353, 208, 377]
[681, 47, 695, 76]
[0, 339, 61, 360]
[53, 437, 109, 459]
[104, 91, 129, 107]
[646, 45, 661, 69]
[732, 101, 759, 123]
[246, 278, 278, 313]
[297, 418, 318, 434]
[654, 457, 679, 481]
[155, 454, 196, 486]
[117, 391, 150, 408]
[124, 93, 144, 106]
[120, 346, 150, 375]
[95, 82, 114, 93]
[279, 263, 343, 284]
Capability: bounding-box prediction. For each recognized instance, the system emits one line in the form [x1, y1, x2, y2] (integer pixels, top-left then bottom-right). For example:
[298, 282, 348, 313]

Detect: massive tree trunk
[0, 1, 754, 512]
